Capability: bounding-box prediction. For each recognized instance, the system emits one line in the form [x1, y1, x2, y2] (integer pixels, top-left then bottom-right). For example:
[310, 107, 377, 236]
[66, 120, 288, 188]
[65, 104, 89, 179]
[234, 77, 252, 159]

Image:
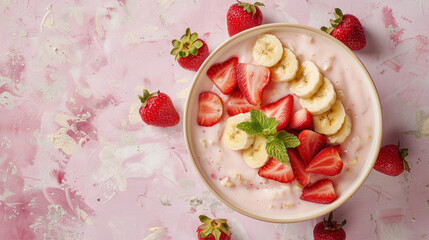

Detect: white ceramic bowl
[184, 23, 382, 223]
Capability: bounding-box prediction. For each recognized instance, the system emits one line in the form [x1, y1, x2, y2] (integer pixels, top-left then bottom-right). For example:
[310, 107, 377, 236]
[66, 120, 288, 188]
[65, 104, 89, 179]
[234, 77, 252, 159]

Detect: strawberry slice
[197, 92, 223, 126]
[258, 158, 295, 183]
[289, 108, 313, 130]
[261, 94, 294, 130]
[287, 148, 311, 186]
[297, 130, 327, 166]
[300, 178, 337, 204]
[226, 88, 260, 116]
[236, 63, 271, 106]
[207, 57, 238, 94]
[305, 147, 343, 176]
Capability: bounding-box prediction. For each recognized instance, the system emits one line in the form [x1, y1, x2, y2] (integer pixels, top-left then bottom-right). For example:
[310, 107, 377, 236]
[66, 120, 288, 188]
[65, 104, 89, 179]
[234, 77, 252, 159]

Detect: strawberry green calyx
[397, 141, 410, 172]
[236, 1, 264, 16]
[321, 8, 343, 34]
[171, 28, 204, 60]
[323, 212, 347, 231]
[138, 89, 158, 107]
[198, 215, 231, 240]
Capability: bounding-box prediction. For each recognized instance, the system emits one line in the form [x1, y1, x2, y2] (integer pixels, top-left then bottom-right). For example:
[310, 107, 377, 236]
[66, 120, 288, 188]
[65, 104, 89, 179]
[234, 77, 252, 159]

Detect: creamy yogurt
[186, 27, 378, 220]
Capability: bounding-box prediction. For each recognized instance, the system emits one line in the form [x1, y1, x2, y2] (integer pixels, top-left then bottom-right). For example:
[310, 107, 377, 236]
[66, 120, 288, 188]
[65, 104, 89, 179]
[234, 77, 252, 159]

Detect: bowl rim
[183, 23, 383, 223]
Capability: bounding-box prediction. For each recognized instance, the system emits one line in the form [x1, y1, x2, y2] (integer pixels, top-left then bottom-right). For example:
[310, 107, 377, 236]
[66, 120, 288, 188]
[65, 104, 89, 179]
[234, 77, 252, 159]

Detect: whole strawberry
[321, 8, 366, 50]
[171, 28, 209, 72]
[314, 212, 346, 240]
[197, 215, 231, 240]
[227, 1, 264, 37]
[138, 89, 180, 127]
[373, 142, 410, 176]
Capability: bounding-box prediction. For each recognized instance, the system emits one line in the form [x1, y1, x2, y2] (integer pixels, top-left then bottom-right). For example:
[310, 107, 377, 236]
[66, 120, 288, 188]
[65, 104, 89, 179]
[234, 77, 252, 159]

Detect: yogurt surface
[185, 26, 380, 221]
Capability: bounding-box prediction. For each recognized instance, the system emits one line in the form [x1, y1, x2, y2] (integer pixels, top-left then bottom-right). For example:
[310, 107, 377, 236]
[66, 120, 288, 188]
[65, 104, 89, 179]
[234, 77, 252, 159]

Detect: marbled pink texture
[0, 0, 428, 239]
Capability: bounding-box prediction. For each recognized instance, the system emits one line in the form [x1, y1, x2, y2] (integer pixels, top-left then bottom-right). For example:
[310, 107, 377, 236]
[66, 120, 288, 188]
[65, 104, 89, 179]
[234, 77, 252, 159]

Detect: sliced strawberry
[226, 88, 260, 116]
[300, 178, 336, 204]
[207, 57, 238, 94]
[289, 108, 313, 130]
[297, 130, 327, 166]
[288, 148, 311, 186]
[305, 147, 343, 176]
[236, 63, 271, 106]
[258, 158, 295, 183]
[261, 94, 294, 130]
[288, 129, 301, 137]
[197, 92, 223, 127]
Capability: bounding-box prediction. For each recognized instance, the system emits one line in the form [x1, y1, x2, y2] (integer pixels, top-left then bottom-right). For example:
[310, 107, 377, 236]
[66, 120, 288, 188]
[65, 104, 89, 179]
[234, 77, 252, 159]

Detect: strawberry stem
[236, 1, 264, 16]
[321, 8, 344, 34]
[397, 141, 410, 172]
[323, 211, 346, 231]
[138, 89, 158, 107]
[198, 215, 231, 240]
[171, 28, 203, 60]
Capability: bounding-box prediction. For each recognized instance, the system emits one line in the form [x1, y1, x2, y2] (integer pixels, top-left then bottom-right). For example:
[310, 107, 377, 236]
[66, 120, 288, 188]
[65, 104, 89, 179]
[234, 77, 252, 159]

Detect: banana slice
[289, 61, 323, 98]
[313, 100, 346, 135]
[270, 48, 299, 82]
[242, 135, 270, 168]
[327, 114, 352, 144]
[252, 34, 283, 67]
[300, 77, 336, 115]
[222, 113, 255, 150]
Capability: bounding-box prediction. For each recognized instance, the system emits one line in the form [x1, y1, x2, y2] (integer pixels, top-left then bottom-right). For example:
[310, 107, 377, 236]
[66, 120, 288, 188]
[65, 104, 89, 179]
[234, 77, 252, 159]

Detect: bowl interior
[184, 23, 382, 223]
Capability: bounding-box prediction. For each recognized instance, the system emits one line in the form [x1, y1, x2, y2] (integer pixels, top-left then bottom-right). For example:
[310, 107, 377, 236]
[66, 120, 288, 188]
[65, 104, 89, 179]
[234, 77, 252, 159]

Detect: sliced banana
[289, 61, 323, 98]
[222, 113, 255, 150]
[242, 135, 270, 168]
[252, 34, 283, 67]
[300, 77, 336, 115]
[327, 114, 352, 144]
[313, 100, 346, 135]
[270, 48, 299, 82]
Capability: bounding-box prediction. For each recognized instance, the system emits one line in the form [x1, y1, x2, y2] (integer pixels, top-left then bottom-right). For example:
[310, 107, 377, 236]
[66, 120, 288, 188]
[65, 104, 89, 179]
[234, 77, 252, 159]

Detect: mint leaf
[249, 110, 278, 136]
[237, 121, 263, 135]
[266, 135, 289, 163]
[277, 131, 300, 148]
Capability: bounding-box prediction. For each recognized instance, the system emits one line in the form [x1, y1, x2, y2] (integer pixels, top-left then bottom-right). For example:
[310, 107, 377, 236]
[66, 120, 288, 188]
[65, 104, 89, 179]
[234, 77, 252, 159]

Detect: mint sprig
[237, 110, 300, 163]
[266, 135, 288, 162]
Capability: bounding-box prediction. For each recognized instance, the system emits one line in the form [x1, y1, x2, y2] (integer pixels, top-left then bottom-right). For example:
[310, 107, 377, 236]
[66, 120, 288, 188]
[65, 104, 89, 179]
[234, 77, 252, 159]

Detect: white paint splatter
[0, 75, 12, 88]
[40, 4, 53, 32]
[0, 0, 11, 8]
[76, 87, 92, 98]
[96, 145, 127, 192]
[176, 87, 190, 99]
[49, 128, 79, 155]
[422, 118, 429, 135]
[79, 209, 94, 225]
[143, 227, 170, 240]
[54, 113, 79, 128]
[2, 136, 12, 149]
[129, 102, 142, 125]
[229, 219, 251, 240]
[0, 91, 15, 109]
[0, 189, 14, 201]
[405, 110, 429, 138]
[135, 85, 145, 92]
[95, 8, 106, 38]
[177, 78, 189, 83]
[7, 161, 17, 174]
[120, 133, 138, 146]
[70, 7, 84, 25]
[127, 31, 141, 44]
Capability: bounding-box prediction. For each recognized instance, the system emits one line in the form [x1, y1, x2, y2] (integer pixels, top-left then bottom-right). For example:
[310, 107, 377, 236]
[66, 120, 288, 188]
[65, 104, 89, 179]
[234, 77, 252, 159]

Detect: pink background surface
[0, 0, 428, 239]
